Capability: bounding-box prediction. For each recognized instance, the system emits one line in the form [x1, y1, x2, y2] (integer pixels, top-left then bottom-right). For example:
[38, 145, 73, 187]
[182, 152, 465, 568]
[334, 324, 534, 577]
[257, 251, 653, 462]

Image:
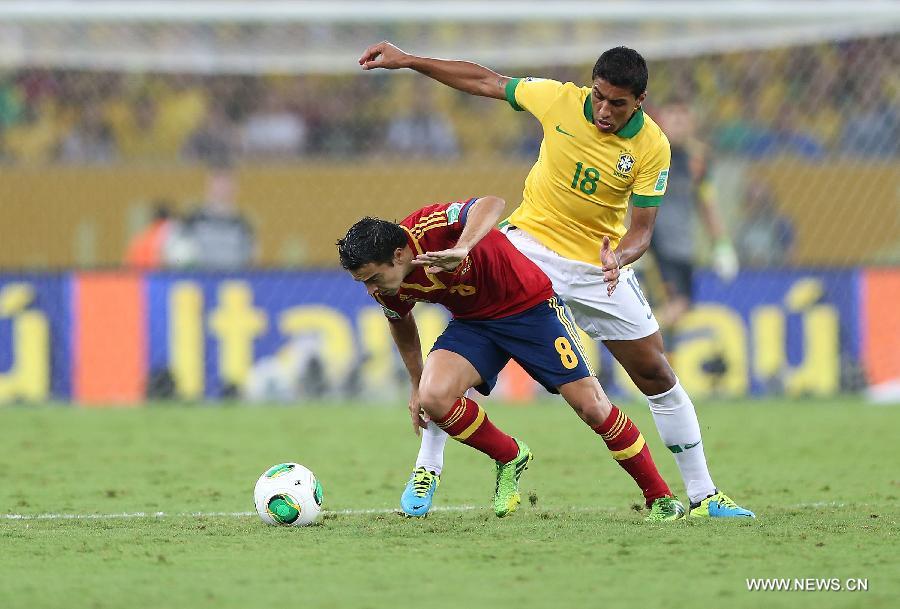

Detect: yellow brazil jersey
[504, 77, 671, 265]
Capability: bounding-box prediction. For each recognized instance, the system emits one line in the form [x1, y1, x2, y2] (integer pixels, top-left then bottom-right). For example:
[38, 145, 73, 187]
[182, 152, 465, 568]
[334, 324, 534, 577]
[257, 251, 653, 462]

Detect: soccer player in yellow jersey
[359, 41, 755, 519]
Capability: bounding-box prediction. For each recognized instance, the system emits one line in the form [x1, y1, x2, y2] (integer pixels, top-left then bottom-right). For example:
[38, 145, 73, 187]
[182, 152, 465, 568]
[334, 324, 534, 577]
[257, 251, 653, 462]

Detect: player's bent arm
[388, 312, 424, 387]
[408, 56, 509, 100]
[414, 197, 507, 272]
[455, 196, 506, 251]
[615, 206, 658, 267]
[359, 40, 508, 99]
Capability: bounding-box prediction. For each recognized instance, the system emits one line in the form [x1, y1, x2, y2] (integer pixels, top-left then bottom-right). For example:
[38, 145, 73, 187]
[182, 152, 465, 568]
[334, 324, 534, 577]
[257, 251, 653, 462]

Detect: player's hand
[600, 236, 621, 296]
[408, 387, 428, 436]
[412, 247, 469, 274]
[712, 240, 739, 282]
[359, 41, 410, 70]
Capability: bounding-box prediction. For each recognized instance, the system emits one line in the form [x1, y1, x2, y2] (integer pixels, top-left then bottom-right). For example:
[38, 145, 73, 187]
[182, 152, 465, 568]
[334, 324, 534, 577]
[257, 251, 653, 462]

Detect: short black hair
[337, 217, 407, 270]
[592, 47, 648, 97]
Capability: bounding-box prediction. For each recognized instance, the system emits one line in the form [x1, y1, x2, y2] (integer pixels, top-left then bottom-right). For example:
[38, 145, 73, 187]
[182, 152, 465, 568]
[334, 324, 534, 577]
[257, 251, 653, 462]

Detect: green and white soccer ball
[254, 463, 324, 526]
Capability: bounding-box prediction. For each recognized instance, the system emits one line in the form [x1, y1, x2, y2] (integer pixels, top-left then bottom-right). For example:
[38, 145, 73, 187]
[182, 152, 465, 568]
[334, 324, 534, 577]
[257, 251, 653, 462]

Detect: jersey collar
[582, 93, 645, 139]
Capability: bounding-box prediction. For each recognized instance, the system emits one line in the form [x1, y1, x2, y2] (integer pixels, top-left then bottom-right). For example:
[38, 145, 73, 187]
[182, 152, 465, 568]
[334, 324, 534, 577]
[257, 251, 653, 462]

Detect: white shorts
[504, 227, 660, 341]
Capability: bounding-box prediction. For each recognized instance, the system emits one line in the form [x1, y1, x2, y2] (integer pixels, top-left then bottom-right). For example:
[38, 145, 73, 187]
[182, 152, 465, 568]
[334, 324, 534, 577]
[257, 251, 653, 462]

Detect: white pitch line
[0, 501, 863, 521]
[0, 505, 481, 521]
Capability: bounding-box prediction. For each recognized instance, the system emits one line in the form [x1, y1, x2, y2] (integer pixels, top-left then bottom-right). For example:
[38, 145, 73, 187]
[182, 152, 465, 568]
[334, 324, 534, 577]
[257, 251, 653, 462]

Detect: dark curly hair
[337, 217, 407, 270]
[592, 47, 648, 97]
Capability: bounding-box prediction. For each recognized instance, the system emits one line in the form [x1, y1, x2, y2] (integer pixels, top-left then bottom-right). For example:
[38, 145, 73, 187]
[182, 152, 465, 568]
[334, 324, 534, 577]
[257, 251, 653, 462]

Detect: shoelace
[650, 497, 674, 515]
[715, 494, 739, 509]
[494, 457, 523, 499]
[411, 468, 434, 498]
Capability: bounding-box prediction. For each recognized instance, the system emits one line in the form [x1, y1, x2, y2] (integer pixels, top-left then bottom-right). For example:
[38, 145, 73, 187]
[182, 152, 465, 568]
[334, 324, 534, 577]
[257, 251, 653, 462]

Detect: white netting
[1, 1, 899, 73]
[0, 1, 897, 403]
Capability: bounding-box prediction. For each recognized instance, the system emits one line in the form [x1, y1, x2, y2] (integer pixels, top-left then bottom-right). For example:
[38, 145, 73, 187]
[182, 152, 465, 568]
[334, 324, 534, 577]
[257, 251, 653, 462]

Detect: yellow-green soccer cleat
[690, 492, 755, 518]
[493, 440, 533, 518]
[644, 496, 687, 522]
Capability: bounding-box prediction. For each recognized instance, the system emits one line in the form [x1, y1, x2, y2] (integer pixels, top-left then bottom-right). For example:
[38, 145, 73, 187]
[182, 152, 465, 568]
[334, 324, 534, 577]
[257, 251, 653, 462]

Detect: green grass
[1, 398, 897, 609]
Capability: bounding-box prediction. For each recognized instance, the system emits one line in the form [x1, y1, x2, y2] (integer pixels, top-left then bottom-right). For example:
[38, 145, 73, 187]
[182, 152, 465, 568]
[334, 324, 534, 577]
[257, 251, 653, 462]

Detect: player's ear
[636, 91, 647, 108]
[392, 246, 405, 264]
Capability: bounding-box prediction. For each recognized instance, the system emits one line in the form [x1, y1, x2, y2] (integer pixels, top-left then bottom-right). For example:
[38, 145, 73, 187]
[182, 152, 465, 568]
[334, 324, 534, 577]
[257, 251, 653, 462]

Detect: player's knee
[633, 358, 676, 386]
[574, 395, 611, 427]
[417, 383, 457, 418]
[561, 378, 611, 426]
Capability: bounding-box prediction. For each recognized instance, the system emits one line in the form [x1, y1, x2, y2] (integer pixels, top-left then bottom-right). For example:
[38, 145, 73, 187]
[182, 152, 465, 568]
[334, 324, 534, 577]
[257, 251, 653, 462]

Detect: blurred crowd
[0, 37, 896, 165]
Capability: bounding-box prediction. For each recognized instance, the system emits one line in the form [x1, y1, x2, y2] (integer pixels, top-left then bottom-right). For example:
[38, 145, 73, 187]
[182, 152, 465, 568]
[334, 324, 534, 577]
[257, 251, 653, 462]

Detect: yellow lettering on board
[209, 282, 268, 388]
[279, 305, 354, 386]
[672, 305, 747, 397]
[357, 307, 396, 394]
[170, 282, 204, 399]
[0, 284, 49, 403]
[750, 279, 840, 396]
[751, 306, 784, 382]
[415, 305, 450, 359]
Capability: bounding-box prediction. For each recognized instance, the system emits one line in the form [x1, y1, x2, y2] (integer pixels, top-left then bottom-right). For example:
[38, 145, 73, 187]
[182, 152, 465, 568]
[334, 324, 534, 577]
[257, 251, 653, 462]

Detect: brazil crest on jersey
[504, 77, 671, 265]
[375, 199, 553, 321]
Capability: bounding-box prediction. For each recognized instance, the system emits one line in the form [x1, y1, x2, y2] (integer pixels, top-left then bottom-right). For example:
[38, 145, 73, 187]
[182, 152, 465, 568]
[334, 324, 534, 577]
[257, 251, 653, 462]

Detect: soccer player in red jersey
[359, 41, 754, 519]
[337, 195, 685, 520]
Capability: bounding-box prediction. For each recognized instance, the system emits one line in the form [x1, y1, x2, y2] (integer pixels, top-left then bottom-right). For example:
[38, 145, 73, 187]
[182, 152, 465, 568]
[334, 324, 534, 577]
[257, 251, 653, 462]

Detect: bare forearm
[615, 206, 657, 267]
[406, 56, 508, 99]
[389, 314, 424, 385]
[456, 196, 506, 251]
[699, 195, 727, 243]
[615, 230, 653, 267]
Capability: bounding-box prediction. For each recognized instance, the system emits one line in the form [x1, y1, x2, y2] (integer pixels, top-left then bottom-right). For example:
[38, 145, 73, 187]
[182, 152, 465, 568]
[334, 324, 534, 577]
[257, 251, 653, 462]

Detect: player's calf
[560, 376, 613, 426]
[432, 395, 519, 464]
[592, 404, 679, 513]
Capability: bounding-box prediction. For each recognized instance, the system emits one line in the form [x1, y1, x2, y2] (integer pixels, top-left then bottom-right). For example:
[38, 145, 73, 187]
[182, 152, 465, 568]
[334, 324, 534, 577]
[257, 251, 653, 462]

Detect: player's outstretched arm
[359, 41, 509, 100]
[413, 196, 506, 273]
[388, 312, 428, 435]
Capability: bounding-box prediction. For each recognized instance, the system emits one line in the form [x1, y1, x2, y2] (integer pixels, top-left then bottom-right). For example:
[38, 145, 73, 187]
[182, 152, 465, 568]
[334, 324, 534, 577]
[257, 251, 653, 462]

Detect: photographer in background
[648, 101, 738, 334]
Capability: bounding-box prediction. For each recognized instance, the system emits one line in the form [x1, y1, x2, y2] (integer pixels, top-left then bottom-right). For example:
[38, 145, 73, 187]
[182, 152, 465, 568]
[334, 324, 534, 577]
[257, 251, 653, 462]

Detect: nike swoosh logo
[684, 440, 702, 450]
[555, 124, 575, 137]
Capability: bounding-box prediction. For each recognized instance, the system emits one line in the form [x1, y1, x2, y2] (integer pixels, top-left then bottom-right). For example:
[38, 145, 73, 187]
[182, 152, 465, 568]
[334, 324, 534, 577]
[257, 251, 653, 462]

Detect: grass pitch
[0, 397, 897, 609]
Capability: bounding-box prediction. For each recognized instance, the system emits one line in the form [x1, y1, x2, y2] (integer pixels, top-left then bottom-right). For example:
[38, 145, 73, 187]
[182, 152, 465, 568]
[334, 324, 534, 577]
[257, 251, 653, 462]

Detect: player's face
[351, 260, 406, 297]
[591, 79, 646, 134]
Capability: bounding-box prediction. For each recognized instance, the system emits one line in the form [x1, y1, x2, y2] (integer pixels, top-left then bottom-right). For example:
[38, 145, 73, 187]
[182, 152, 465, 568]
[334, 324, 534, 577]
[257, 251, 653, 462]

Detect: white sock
[415, 420, 449, 475]
[414, 388, 477, 475]
[647, 380, 717, 504]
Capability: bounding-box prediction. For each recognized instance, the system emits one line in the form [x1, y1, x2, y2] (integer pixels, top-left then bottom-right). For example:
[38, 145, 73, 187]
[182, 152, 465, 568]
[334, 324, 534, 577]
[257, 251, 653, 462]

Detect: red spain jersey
[375, 198, 553, 321]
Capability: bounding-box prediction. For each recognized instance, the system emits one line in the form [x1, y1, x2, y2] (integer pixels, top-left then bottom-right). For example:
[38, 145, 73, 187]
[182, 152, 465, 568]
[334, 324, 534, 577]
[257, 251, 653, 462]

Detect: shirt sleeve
[504, 78, 564, 122]
[631, 136, 671, 208]
[374, 293, 413, 322]
[446, 197, 479, 227]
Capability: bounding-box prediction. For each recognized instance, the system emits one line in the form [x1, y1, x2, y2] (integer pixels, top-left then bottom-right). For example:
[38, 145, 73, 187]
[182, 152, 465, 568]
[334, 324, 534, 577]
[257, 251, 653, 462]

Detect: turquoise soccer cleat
[690, 491, 756, 518]
[400, 467, 440, 517]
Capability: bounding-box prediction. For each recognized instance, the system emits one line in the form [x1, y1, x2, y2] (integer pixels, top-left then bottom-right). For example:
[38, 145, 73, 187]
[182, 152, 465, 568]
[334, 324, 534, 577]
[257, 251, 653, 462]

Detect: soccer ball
[254, 463, 324, 526]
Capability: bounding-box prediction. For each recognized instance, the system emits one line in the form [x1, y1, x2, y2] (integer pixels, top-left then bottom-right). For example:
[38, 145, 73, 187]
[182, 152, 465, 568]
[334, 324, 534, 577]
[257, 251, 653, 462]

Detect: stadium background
[0, 1, 898, 406]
